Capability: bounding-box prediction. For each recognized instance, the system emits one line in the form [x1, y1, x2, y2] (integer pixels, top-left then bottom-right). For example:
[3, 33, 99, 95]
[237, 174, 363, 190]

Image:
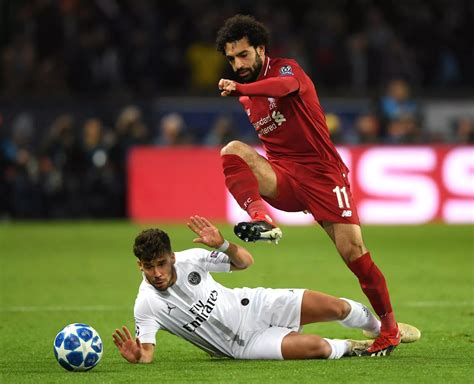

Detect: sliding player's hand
[112, 326, 142, 363]
[187, 215, 225, 248]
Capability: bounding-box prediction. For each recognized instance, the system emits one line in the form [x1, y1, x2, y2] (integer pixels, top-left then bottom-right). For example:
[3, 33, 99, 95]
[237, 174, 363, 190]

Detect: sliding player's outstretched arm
[112, 326, 155, 364]
[187, 215, 254, 270]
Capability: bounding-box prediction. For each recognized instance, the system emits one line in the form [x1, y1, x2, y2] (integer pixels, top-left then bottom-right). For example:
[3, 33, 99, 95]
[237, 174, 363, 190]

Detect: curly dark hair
[133, 228, 172, 262]
[216, 14, 270, 54]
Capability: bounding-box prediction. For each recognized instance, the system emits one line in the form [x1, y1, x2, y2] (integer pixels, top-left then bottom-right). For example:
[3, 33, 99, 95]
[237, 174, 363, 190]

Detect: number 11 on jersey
[332, 186, 351, 208]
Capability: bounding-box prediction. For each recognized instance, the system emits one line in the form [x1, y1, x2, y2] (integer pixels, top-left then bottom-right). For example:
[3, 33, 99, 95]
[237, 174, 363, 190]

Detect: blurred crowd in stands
[2, 78, 473, 219]
[1, 0, 473, 219]
[1, 0, 473, 96]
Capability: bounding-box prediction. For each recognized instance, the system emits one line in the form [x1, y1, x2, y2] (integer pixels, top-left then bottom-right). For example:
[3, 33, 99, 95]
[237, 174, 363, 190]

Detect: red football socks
[222, 154, 272, 221]
[348, 252, 397, 333]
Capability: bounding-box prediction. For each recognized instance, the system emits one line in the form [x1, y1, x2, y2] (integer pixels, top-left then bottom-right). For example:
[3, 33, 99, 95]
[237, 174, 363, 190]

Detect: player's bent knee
[305, 338, 332, 359]
[281, 334, 331, 359]
[333, 298, 351, 320]
[220, 140, 247, 157]
[338, 242, 366, 264]
[317, 338, 333, 358]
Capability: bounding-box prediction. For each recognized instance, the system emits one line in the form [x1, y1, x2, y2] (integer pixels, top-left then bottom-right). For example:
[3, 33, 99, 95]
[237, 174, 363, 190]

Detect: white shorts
[232, 288, 305, 360]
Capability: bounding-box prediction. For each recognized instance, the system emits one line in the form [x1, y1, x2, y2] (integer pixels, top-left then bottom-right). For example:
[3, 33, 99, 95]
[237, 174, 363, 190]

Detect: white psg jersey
[134, 248, 253, 358]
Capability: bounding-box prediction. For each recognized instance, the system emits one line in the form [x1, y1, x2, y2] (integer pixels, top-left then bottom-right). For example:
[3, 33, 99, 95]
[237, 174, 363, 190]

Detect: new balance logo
[341, 210, 352, 217]
[370, 350, 389, 357]
[272, 111, 286, 126]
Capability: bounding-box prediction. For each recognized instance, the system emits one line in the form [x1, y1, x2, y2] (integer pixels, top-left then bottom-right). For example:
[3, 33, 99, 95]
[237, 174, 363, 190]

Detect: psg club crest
[188, 272, 201, 285]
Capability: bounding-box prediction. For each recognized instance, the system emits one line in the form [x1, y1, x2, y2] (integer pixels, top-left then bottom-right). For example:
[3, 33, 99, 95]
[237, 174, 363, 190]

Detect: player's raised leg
[322, 221, 400, 356]
[299, 290, 380, 335]
[221, 140, 282, 243]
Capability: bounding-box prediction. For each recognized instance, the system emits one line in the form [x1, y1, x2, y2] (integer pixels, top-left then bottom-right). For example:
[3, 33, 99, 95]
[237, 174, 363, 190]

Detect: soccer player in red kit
[215, 15, 400, 356]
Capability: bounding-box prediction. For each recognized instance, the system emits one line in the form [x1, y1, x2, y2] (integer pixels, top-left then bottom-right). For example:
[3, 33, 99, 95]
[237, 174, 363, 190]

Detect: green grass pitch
[0, 222, 473, 383]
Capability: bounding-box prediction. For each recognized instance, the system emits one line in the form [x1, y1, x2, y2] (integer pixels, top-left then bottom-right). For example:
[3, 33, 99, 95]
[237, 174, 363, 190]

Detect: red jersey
[235, 56, 348, 175]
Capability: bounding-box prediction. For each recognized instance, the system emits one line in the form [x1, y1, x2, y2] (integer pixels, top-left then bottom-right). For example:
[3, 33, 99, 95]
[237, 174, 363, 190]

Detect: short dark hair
[216, 14, 270, 54]
[133, 228, 172, 262]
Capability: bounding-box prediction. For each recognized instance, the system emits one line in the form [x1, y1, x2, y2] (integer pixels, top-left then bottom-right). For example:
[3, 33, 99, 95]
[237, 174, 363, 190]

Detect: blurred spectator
[379, 78, 420, 141]
[347, 113, 381, 144]
[325, 113, 343, 144]
[81, 118, 122, 217]
[40, 114, 82, 174]
[39, 114, 85, 217]
[116, 105, 142, 135]
[186, 13, 225, 92]
[204, 115, 237, 146]
[453, 118, 474, 144]
[155, 113, 193, 146]
[380, 79, 419, 121]
[111, 105, 149, 168]
[385, 114, 422, 144]
[2, 112, 40, 218]
[107, 105, 150, 216]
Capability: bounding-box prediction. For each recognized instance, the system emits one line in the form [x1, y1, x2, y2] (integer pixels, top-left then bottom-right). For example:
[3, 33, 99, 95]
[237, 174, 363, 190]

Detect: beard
[236, 54, 263, 83]
[147, 266, 176, 291]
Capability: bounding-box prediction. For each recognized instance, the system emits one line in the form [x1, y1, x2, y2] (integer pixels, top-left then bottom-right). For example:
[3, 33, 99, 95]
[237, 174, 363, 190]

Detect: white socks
[323, 299, 381, 359]
[323, 338, 350, 359]
[338, 298, 380, 334]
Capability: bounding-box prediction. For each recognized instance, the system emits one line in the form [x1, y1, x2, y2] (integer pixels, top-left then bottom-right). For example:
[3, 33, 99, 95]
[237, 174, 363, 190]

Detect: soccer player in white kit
[113, 216, 419, 362]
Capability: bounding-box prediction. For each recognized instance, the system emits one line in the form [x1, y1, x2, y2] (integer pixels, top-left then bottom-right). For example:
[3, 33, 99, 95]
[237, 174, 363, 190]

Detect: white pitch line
[0, 301, 473, 313]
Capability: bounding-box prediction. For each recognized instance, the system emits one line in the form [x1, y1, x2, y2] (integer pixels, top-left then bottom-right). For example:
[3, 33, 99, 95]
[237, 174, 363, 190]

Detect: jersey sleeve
[179, 248, 231, 273]
[134, 297, 161, 345]
[274, 60, 308, 95]
[203, 249, 232, 273]
[234, 76, 299, 98]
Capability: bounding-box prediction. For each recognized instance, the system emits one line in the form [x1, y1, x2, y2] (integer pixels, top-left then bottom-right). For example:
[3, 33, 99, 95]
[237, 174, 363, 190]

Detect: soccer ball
[53, 323, 103, 371]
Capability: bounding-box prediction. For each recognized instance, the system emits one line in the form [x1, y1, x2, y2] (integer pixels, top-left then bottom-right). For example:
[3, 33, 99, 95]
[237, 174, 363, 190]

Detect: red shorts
[263, 160, 360, 225]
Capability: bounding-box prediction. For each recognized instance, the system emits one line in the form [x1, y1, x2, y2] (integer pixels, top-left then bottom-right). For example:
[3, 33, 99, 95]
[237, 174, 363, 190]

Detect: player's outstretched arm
[112, 326, 155, 364]
[187, 215, 254, 270]
[218, 76, 299, 98]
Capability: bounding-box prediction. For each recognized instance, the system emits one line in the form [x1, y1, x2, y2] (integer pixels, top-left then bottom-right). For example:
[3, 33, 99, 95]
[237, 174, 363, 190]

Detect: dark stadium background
[0, 0, 473, 220]
[1, 2, 473, 383]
